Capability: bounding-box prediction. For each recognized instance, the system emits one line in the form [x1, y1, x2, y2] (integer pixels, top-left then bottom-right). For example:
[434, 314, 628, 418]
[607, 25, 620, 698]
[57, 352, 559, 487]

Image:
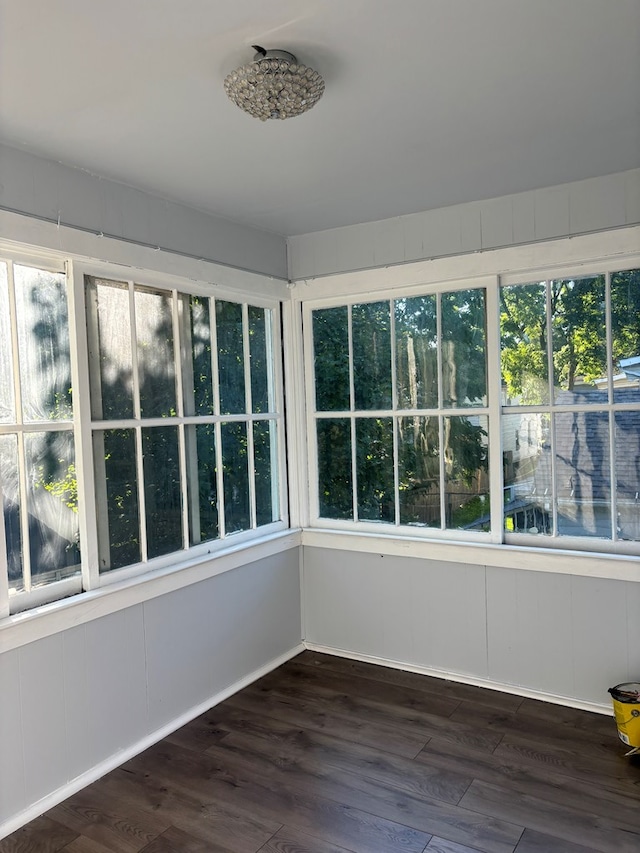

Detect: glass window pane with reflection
[441, 289, 487, 408]
[615, 411, 640, 542]
[0, 263, 15, 422]
[15, 265, 72, 423]
[443, 415, 489, 530]
[183, 295, 214, 416]
[317, 418, 353, 519]
[254, 420, 278, 526]
[555, 411, 611, 539]
[0, 433, 23, 590]
[86, 277, 134, 420]
[551, 276, 607, 405]
[142, 426, 182, 558]
[611, 268, 640, 405]
[94, 429, 141, 572]
[353, 301, 392, 410]
[217, 301, 246, 415]
[185, 423, 218, 545]
[502, 412, 552, 535]
[356, 418, 394, 523]
[500, 282, 549, 406]
[249, 306, 272, 414]
[24, 430, 80, 581]
[136, 287, 177, 418]
[395, 295, 438, 410]
[398, 415, 440, 528]
[313, 306, 350, 411]
[221, 421, 250, 534]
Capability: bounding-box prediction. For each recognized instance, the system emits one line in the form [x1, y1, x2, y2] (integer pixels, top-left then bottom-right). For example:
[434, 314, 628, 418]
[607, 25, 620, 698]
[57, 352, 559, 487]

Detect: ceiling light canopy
[224, 45, 324, 121]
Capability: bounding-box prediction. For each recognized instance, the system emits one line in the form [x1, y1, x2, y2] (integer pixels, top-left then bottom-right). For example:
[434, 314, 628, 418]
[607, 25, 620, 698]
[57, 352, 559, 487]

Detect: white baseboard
[303, 642, 613, 716]
[0, 642, 305, 841]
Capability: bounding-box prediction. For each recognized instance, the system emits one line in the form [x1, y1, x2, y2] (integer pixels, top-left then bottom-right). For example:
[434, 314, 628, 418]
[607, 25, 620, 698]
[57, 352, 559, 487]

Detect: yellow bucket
[609, 682, 640, 749]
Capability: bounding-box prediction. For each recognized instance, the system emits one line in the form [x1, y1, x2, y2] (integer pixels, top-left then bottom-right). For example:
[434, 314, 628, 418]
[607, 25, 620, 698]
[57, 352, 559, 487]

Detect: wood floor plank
[257, 824, 362, 853]
[90, 763, 281, 853]
[47, 787, 170, 853]
[206, 702, 472, 805]
[294, 652, 524, 713]
[164, 714, 231, 753]
[458, 779, 640, 853]
[121, 740, 430, 853]
[0, 815, 77, 853]
[416, 737, 640, 832]
[59, 838, 118, 853]
[204, 736, 523, 853]
[138, 825, 237, 853]
[239, 676, 504, 754]
[515, 698, 615, 736]
[425, 837, 490, 853]
[512, 829, 602, 853]
[225, 683, 429, 758]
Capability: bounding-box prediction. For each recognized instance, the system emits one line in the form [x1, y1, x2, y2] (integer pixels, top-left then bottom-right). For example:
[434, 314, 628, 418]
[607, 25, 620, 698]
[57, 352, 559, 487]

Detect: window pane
[356, 418, 394, 523]
[611, 269, 640, 404]
[221, 421, 250, 533]
[142, 426, 182, 557]
[313, 306, 350, 411]
[616, 411, 640, 542]
[0, 434, 22, 589]
[184, 295, 214, 416]
[185, 423, 218, 545]
[317, 419, 353, 519]
[353, 301, 392, 410]
[500, 282, 549, 406]
[0, 263, 15, 422]
[86, 277, 134, 420]
[249, 306, 271, 414]
[502, 412, 552, 535]
[94, 429, 141, 572]
[551, 276, 607, 404]
[444, 415, 489, 530]
[254, 420, 278, 526]
[217, 301, 246, 415]
[136, 287, 176, 418]
[442, 289, 487, 408]
[398, 415, 440, 528]
[24, 430, 80, 581]
[15, 265, 72, 422]
[395, 295, 438, 410]
[555, 411, 611, 538]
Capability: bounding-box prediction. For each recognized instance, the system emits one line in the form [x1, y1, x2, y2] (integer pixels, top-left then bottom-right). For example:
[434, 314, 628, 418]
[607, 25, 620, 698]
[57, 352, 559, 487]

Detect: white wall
[302, 546, 640, 712]
[287, 168, 640, 280]
[0, 549, 302, 838]
[0, 143, 287, 279]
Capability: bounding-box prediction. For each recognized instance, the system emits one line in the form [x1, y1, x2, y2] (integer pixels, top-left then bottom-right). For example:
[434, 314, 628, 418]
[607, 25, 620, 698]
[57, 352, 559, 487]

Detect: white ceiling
[1, 0, 639, 237]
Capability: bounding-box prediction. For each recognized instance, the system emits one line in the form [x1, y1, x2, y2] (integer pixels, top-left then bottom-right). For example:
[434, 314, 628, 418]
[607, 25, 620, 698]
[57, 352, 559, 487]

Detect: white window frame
[0, 249, 289, 616]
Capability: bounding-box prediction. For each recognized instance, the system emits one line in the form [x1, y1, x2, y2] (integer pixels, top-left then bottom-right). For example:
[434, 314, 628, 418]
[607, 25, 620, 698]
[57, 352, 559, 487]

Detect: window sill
[301, 528, 640, 582]
[0, 529, 301, 653]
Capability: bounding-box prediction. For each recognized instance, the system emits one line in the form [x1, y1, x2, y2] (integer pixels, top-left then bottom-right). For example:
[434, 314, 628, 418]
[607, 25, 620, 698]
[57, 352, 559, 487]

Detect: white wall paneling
[0, 144, 287, 279]
[287, 168, 640, 280]
[302, 546, 639, 713]
[0, 549, 302, 838]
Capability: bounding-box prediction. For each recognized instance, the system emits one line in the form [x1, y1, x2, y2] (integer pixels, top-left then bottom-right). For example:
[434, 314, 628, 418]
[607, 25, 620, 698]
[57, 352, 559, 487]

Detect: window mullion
[242, 304, 257, 529]
[211, 300, 226, 538]
[129, 283, 148, 561]
[605, 272, 618, 542]
[486, 280, 503, 544]
[436, 294, 446, 529]
[347, 305, 358, 521]
[545, 281, 559, 537]
[172, 291, 190, 550]
[389, 300, 400, 526]
[67, 262, 100, 590]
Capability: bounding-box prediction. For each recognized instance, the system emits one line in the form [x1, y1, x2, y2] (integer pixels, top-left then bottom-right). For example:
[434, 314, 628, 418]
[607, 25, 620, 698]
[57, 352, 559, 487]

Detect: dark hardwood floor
[3, 650, 640, 853]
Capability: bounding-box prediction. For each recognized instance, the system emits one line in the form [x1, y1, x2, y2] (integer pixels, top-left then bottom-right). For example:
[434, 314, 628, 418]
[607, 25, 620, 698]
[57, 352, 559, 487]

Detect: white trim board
[0, 643, 305, 842]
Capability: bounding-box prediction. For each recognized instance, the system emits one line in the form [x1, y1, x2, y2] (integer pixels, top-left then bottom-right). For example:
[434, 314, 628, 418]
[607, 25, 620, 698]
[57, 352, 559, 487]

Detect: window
[501, 269, 640, 548]
[306, 266, 640, 556]
[0, 255, 285, 614]
[310, 286, 491, 533]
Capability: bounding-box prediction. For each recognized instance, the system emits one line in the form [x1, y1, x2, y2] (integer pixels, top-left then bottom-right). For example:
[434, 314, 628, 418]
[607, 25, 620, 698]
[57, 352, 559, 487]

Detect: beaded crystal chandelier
[224, 46, 324, 121]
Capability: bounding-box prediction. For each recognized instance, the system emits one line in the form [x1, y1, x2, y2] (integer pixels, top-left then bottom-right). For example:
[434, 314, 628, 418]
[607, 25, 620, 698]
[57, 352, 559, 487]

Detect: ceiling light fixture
[224, 45, 324, 121]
